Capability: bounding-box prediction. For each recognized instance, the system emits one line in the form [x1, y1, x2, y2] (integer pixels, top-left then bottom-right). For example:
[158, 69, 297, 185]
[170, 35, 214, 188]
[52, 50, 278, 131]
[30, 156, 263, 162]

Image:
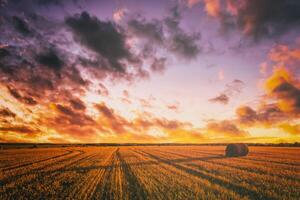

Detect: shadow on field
[59, 154, 227, 174]
[137, 150, 268, 200]
[56, 152, 268, 199]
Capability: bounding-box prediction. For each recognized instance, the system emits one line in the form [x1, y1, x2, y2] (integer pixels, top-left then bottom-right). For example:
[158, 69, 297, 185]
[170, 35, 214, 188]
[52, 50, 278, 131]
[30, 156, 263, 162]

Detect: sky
[0, 0, 299, 143]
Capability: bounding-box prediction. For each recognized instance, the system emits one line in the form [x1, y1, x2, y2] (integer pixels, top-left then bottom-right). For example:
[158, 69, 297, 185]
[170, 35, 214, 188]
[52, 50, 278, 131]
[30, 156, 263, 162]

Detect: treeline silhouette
[0, 142, 299, 149]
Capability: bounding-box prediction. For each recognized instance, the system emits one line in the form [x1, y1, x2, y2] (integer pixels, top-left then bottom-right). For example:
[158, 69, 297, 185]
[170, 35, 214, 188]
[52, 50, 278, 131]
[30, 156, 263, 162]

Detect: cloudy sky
[0, 0, 299, 143]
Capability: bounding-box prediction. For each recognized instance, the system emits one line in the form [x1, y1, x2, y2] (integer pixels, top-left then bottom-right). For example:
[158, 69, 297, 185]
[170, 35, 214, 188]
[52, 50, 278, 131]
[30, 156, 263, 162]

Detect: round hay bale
[225, 143, 248, 157]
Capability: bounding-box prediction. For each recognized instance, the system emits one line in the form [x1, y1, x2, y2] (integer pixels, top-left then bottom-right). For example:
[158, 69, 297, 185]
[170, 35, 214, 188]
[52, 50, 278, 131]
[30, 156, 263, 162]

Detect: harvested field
[0, 146, 299, 200]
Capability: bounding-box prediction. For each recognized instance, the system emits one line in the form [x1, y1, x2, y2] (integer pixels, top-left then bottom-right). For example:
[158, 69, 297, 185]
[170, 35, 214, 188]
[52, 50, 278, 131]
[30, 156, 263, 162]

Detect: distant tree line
[0, 142, 299, 149]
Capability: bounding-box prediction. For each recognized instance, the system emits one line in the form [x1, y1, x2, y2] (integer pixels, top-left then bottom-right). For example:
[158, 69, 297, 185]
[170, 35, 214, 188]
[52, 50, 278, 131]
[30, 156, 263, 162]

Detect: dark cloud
[35, 0, 85, 7]
[12, 16, 31, 36]
[271, 81, 300, 113]
[95, 102, 116, 120]
[35, 48, 64, 71]
[164, 5, 181, 30]
[0, 0, 7, 7]
[65, 12, 137, 72]
[209, 93, 229, 104]
[28, 76, 54, 91]
[154, 118, 188, 130]
[36, 0, 60, 5]
[64, 67, 89, 87]
[236, 104, 287, 126]
[0, 45, 87, 105]
[0, 45, 33, 77]
[0, 7, 158, 137]
[70, 98, 86, 110]
[53, 104, 95, 127]
[232, 47, 300, 133]
[209, 79, 244, 104]
[7, 86, 38, 105]
[207, 120, 248, 137]
[127, 5, 201, 60]
[95, 102, 128, 133]
[264, 67, 300, 115]
[0, 125, 36, 134]
[0, 11, 91, 110]
[128, 17, 164, 44]
[169, 33, 200, 59]
[236, 0, 300, 40]
[0, 0, 68, 9]
[0, 46, 10, 59]
[56, 104, 76, 117]
[0, 107, 16, 118]
[236, 106, 257, 124]
[211, 0, 300, 40]
[133, 110, 191, 131]
[94, 103, 192, 135]
[150, 57, 166, 74]
[232, 68, 300, 129]
[225, 79, 245, 95]
[259, 105, 284, 122]
[98, 83, 109, 96]
[165, 5, 201, 59]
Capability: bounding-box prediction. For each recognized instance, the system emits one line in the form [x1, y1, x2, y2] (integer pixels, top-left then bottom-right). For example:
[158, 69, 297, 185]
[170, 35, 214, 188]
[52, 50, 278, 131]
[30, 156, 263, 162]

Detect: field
[0, 146, 299, 200]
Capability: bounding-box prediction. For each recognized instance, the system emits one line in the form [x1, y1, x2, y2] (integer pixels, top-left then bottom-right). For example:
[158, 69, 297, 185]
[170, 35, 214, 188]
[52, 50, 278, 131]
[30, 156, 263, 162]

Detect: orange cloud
[206, 120, 248, 137]
[7, 86, 38, 106]
[229, 43, 300, 137]
[202, 42, 299, 141]
[204, 0, 221, 17]
[0, 125, 37, 134]
[269, 45, 300, 66]
[278, 123, 300, 135]
[262, 43, 300, 116]
[236, 106, 257, 124]
[264, 67, 300, 114]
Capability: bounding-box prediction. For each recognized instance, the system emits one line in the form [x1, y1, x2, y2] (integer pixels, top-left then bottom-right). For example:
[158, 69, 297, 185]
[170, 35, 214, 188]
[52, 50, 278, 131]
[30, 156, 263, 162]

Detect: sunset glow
[0, 0, 299, 143]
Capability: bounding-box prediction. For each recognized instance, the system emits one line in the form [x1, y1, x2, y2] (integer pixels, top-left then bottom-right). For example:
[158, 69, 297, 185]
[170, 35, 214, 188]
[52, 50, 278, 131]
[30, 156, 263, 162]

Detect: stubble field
[0, 146, 299, 200]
